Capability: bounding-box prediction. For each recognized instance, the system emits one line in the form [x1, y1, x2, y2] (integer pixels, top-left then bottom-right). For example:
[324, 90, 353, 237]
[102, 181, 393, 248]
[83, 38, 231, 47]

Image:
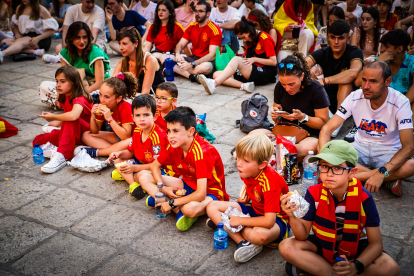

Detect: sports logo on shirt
[359, 119, 388, 136]
[202, 32, 208, 42]
[338, 106, 347, 114]
[152, 145, 161, 154]
[188, 165, 196, 173]
[254, 188, 261, 202]
[400, 118, 412, 124]
[144, 151, 153, 162]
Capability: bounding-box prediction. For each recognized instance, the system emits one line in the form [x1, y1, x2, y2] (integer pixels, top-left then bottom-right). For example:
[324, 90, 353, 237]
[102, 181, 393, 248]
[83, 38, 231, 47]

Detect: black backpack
[237, 93, 273, 133]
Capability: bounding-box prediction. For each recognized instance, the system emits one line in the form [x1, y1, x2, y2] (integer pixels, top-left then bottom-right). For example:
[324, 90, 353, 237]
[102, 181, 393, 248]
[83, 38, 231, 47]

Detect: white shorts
[351, 142, 399, 169]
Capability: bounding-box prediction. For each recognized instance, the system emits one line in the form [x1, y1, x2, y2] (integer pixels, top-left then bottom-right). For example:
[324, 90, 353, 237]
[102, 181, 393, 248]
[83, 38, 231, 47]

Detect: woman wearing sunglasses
[199, 17, 277, 95]
[113, 26, 165, 95]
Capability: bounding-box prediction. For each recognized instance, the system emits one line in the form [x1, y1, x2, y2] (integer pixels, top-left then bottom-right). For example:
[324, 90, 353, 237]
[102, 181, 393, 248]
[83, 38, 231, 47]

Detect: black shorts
[233, 65, 277, 85]
[151, 48, 175, 54]
[184, 54, 216, 78]
[23, 32, 52, 51]
[311, 0, 325, 5]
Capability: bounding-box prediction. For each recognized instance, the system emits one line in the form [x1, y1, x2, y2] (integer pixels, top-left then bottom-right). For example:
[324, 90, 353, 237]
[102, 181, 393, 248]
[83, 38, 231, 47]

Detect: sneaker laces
[349, 125, 358, 134]
[47, 152, 66, 167]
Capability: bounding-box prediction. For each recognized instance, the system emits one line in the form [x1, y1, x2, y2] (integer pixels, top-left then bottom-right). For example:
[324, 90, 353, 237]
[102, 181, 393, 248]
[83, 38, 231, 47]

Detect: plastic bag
[275, 134, 297, 176]
[221, 205, 251, 233]
[215, 45, 235, 71]
[287, 190, 310, 219]
[196, 113, 216, 143]
[67, 149, 109, 172]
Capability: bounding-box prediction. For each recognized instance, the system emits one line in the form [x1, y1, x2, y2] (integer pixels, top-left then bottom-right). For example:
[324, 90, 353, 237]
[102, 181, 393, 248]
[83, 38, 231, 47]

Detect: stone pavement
[1, 40, 414, 276]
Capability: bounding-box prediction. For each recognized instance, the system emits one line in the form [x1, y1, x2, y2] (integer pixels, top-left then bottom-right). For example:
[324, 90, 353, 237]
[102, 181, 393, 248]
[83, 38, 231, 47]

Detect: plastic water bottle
[302, 151, 318, 194]
[214, 222, 228, 250]
[164, 52, 175, 81]
[33, 144, 45, 164]
[52, 33, 62, 39]
[332, 256, 344, 275]
[155, 182, 167, 218]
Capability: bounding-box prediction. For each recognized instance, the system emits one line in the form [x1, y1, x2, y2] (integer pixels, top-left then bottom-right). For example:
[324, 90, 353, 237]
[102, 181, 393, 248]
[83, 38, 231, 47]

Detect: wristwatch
[299, 114, 309, 124]
[169, 198, 177, 209]
[191, 61, 196, 68]
[379, 166, 389, 177]
[352, 260, 365, 275]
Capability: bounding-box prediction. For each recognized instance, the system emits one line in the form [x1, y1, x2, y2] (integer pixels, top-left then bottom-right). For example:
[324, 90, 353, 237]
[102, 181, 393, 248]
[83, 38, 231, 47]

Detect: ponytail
[234, 16, 259, 47]
[104, 72, 139, 100]
[278, 52, 312, 86]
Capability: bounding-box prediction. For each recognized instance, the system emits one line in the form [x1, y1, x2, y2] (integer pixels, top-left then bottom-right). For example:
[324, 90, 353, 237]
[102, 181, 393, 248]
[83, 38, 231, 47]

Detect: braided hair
[277, 52, 312, 86]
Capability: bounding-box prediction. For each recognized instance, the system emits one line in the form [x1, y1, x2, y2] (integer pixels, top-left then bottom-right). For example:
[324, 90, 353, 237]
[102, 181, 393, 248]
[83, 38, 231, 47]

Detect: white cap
[308, 151, 314, 155]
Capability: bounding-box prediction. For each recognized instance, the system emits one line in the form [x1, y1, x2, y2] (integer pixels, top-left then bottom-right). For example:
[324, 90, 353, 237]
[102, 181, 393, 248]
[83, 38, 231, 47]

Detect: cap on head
[308, 140, 358, 167]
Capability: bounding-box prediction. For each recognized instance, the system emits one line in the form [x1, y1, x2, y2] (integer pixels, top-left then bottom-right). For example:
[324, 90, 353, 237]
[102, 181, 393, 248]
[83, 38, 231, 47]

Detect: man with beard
[318, 61, 414, 197]
[174, 1, 222, 83]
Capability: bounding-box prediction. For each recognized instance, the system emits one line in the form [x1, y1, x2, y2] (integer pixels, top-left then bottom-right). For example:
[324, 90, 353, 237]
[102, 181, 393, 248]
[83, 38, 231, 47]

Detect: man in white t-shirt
[209, 0, 241, 54]
[132, 0, 157, 23]
[337, 0, 363, 30]
[238, 0, 267, 17]
[262, 0, 275, 14]
[54, 0, 106, 54]
[319, 61, 414, 197]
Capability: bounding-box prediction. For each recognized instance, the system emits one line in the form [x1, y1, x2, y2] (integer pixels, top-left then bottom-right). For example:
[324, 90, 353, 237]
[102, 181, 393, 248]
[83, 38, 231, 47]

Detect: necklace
[366, 33, 373, 43]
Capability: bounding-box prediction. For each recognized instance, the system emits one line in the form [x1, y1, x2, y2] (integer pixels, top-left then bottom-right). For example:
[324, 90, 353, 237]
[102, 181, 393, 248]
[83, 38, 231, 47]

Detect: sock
[34, 49, 45, 56]
[49, 55, 61, 64]
[96, 149, 99, 157]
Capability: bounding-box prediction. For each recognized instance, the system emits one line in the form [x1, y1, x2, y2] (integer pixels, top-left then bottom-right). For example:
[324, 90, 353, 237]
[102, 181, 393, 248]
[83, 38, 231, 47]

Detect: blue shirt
[112, 10, 147, 36]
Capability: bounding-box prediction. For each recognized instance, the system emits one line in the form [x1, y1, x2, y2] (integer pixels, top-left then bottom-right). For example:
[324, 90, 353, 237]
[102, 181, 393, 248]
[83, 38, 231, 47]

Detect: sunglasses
[278, 63, 295, 70]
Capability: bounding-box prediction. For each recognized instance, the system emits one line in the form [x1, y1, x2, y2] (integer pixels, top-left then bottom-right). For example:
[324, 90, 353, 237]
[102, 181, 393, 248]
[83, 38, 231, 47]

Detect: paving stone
[186, 93, 237, 107]
[91, 253, 184, 276]
[6, 75, 49, 90]
[0, 60, 27, 71]
[224, 172, 244, 201]
[382, 236, 404, 260]
[0, 270, 18, 275]
[12, 233, 116, 276]
[0, 71, 27, 82]
[0, 83, 24, 96]
[9, 64, 55, 76]
[0, 99, 25, 110]
[0, 175, 55, 210]
[0, 140, 16, 152]
[0, 105, 44, 121]
[205, 121, 234, 139]
[213, 143, 237, 176]
[377, 202, 414, 240]
[1, 89, 43, 105]
[0, 216, 56, 262]
[178, 101, 219, 114]
[215, 127, 246, 146]
[0, 212, 4, 216]
[396, 245, 414, 276]
[35, 69, 60, 79]
[224, 94, 256, 111]
[0, 146, 33, 170]
[207, 108, 243, 127]
[71, 204, 160, 246]
[16, 188, 107, 227]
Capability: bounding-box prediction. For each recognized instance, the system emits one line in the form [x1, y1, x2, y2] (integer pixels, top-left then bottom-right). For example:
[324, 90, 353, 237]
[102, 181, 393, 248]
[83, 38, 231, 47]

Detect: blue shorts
[182, 181, 219, 201]
[238, 202, 290, 247]
[132, 157, 167, 176]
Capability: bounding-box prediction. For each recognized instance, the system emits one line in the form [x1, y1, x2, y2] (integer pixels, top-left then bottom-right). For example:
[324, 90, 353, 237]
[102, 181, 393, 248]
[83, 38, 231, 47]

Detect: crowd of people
[3, 0, 414, 274]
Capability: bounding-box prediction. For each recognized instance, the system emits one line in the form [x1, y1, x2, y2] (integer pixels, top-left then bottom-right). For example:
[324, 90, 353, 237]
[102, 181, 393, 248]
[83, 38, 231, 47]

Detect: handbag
[272, 122, 310, 143]
[280, 38, 298, 51]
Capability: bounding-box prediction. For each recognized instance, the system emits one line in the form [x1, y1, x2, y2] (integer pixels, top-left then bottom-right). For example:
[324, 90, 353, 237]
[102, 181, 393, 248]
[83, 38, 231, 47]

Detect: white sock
[50, 55, 61, 63]
[34, 49, 45, 56]
[96, 149, 99, 156]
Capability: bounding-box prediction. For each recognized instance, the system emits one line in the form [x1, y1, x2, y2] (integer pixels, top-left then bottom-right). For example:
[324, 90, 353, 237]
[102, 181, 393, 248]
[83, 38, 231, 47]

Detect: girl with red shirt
[199, 17, 277, 95]
[33, 66, 93, 174]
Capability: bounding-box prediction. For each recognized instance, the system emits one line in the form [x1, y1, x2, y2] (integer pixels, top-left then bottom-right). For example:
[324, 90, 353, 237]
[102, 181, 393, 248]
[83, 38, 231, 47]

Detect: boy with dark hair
[377, 0, 399, 31]
[108, 94, 169, 199]
[138, 106, 229, 231]
[154, 82, 178, 134]
[279, 140, 400, 276]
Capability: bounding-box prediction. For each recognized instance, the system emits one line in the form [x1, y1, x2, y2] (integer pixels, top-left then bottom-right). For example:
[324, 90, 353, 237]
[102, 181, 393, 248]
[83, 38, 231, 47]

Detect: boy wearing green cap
[279, 140, 400, 276]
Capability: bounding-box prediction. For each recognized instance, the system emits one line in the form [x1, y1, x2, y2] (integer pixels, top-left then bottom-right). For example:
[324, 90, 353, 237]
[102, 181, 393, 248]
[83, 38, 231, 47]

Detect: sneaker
[0, 50, 3, 64]
[205, 218, 217, 230]
[240, 82, 255, 93]
[40, 142, 58, 158]
[74, 146, 98, 157]
[199, 74, 216, 95]
[230, 147, 237, 160]
[111, 169, 124, 180]
[285, 262, 311, 276]
[34, 49, 45, 57]
[384, 180, 402, 197]
[176, 211, 198, 231]
[41, 152, 66, 173]
[129, 182, 146, 200]
[42, 123, 61, 133]
[344, 124, 358, 143]
[233, 240, 263, 263]
[331, 123, 343, 138]
[42, 54, 61, 64]
[146, 196, 155, 207]
[189, 74, 200, 84]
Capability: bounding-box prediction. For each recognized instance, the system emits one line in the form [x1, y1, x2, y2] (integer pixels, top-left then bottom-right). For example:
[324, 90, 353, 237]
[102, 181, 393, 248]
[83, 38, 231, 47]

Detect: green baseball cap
[308, 140, 358, 166]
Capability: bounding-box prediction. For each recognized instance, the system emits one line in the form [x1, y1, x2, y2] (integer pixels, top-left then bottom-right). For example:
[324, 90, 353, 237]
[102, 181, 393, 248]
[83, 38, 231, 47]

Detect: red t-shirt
[59, 95, 92, 123]
[95, 100, 134, 134]
[242, 166, 289, 218]
[156, 133, 229, 201]
[155, 105, 177, 134]
[380, 13, 399, 31]
[182, 20, 222, 58]
[146, 23, 185, 53]
[246, 31, 276, 67]
[127, 124, 169, 164]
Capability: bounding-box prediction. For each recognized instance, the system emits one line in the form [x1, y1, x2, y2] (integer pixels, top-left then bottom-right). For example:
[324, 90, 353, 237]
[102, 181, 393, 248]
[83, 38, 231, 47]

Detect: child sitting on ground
[107, 95, 169, 200]
[206, 133, 290, 263]
[279, 140, 400, 276]
[138, 107, 230, 231]
[33, 66, 93, 174]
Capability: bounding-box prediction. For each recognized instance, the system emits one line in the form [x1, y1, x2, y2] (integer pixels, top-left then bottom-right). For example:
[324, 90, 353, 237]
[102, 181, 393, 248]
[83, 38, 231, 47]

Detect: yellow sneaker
[176, 211, 198, 231]
[111, 169, 124, 180]
[129, 182, 146, 200]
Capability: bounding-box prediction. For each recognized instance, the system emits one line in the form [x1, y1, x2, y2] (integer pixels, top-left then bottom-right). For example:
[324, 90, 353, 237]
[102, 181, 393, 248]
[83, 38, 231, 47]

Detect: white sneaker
[40, 142, 58, 158]
[344, 124, 358, 143]
[41, 152, 66, 173]
[234, 240, 263, 263]
[331, 124, 343, 138]
[42, 124, 61, 133]
[42, 54, 61, 64]
[34, 49, 45, 57]
[0, 50, 3, 64]
[199, 74, 216, 95]
[241, 82, 255, 93]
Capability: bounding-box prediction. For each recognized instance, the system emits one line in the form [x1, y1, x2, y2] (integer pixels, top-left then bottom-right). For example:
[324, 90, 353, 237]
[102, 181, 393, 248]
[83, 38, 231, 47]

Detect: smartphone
[275, 111, 289, 114]
[177, 62, 182, 66]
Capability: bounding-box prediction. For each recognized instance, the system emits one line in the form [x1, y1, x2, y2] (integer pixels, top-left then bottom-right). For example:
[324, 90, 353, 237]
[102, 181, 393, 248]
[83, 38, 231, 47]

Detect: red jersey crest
[144, 151, 153, 162]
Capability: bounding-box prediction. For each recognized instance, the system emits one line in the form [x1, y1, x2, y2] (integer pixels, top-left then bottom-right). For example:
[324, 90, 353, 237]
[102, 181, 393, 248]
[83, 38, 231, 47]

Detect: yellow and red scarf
[309, 178, 366, 263]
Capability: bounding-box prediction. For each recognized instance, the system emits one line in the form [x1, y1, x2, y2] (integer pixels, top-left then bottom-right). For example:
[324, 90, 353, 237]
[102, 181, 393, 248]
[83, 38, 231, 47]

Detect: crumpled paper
[221, 205, 251, 233]
[67, 149, 109, 172]
[287, 191, 310, 219]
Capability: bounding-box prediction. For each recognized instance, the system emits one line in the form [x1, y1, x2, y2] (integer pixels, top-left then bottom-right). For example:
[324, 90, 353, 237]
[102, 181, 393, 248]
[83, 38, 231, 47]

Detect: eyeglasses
[318, 164, 353, 175]
[121, 26, 135, 31]
[278, 63, 295, 70]
[153, 95, 175, 103]
[195, 9, 207, 14]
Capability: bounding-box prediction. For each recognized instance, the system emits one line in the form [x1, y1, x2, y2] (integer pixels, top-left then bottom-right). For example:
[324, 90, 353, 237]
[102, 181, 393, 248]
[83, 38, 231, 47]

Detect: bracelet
[322, 78, 327, 86]
[326, 77, 330, 86]
[107, 118, 113, 124]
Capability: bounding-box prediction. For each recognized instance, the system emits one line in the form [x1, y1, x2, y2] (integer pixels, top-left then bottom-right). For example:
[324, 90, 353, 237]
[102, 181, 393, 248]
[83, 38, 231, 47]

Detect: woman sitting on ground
[49, 0, 74, 33]
[199, 17, 277, 95]
[113, 27, 165, 94]
[143, 0, 186, 65]
[0, 0, 11, 42]
[0, 0, 58, 64]
[248, 8, 278, 49]
[40, 21, 110, 110]
[252, 53, 330, 162]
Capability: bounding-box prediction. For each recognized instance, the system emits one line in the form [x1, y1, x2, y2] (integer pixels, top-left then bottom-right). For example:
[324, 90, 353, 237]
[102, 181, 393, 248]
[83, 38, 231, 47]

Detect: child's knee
[380, 255, 400, 276]
[248, 228, 271, 245]
[278, 238, 297, 260]
[181, 204, 200, 217]
[206, 200, 219, 214]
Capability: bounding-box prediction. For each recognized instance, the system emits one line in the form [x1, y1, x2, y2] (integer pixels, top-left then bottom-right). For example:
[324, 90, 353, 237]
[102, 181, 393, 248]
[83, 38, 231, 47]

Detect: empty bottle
[155, 182, 167, 218]
[33, 144, 45, 164]
[214, 222, 228, 250]
[302, 151, 318, 194]
[164, 52, 175, 82]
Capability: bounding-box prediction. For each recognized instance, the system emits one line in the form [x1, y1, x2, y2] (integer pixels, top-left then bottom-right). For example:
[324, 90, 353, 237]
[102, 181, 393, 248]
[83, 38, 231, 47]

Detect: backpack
[237, 93, 273, 133]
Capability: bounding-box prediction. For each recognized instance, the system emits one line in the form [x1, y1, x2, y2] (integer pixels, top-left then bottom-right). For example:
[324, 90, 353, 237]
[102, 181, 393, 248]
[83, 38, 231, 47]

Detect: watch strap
[169, 198, 177, 209]
[352, 260, 365, 275]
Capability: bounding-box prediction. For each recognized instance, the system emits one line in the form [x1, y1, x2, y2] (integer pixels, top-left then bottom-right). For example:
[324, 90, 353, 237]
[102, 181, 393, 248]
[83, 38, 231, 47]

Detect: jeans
[221, 29, 240, 55]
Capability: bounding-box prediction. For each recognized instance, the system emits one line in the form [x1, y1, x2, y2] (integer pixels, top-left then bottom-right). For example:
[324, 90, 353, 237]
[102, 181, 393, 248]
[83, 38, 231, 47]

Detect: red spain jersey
[242, 166, 289, 218]
[157, 133, 229, 201]
[146, 22, 185, 53]
[60, 95, 92, 123]
[246, 31, 276, 67]
[95, 100, 134, 134]
[127, 124, 169, 164]
[155, 105, 177, 134]
[380, 13, 398, 31]
[182, 20, 222, 58]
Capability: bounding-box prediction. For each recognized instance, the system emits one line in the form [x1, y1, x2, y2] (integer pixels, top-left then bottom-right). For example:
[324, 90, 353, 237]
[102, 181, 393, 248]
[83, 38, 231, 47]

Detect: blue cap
[335, 256, 344, 263]
[34, 143, 39, 147]
[217, 222, 224, 228]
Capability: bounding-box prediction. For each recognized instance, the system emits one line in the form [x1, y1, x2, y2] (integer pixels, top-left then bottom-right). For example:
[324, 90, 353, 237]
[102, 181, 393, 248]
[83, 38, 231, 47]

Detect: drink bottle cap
[157, 182, 163, 188]
[217, 222, 224, 228]
[335, 256, 344, 263]
[35, 143, 39, 147]
[308, 151, 314, 155]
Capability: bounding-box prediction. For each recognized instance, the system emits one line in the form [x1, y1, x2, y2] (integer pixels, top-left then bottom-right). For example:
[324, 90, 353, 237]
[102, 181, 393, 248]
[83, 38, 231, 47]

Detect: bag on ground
[239, 93, 272, 133]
